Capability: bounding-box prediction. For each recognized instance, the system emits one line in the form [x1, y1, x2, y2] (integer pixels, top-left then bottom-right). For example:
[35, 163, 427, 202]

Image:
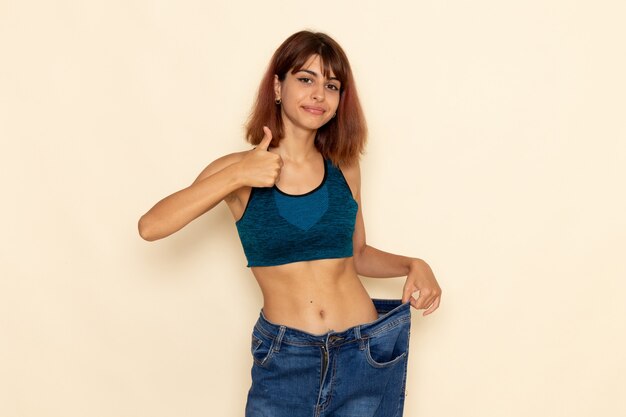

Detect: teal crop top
[235, 157, 358, 267]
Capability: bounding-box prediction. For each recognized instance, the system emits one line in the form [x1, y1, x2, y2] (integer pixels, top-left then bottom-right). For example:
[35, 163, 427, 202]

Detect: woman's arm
[341, 160, 442, 315]
[138, 153, 245, 241]
[138, 128, 281, 241]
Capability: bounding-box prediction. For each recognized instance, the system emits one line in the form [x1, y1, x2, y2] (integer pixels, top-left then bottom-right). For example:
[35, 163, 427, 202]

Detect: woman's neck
[274, 123, 319, 163]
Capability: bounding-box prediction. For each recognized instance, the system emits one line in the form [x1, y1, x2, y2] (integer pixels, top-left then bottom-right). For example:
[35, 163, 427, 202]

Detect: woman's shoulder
[337, 159, 361, 199]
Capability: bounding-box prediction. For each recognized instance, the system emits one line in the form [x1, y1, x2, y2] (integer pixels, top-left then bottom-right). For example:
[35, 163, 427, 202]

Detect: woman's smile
[301, 105, 326, 115]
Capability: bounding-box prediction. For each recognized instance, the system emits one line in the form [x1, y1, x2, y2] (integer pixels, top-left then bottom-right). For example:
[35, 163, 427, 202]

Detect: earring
[275, 98, 282, 105]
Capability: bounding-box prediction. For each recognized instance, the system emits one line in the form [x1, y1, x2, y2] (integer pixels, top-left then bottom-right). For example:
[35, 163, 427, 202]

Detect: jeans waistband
[254, 299, 411, 347]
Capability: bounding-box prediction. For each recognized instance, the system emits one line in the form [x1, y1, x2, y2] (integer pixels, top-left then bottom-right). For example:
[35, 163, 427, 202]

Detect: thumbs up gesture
[237, 126, 283, 188]
[256, 126, 274, 152]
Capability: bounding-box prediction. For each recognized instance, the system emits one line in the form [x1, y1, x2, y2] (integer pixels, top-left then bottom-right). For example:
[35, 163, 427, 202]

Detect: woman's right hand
[236, 126, 283, 188]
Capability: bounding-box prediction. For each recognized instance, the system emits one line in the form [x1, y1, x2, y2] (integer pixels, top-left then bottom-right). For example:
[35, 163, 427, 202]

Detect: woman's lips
[302, 106, 325, 115]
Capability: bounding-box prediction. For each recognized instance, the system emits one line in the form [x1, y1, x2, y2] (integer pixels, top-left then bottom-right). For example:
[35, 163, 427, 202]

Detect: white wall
[1, 1, 625, 416]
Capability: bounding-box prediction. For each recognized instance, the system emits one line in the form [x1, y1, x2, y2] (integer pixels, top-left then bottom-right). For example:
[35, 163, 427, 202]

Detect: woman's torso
[225, 150, 377, 334]
[250, 258, 377, 334]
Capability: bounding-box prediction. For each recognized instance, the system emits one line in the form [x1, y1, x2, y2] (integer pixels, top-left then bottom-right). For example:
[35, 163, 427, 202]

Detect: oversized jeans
[245, 299, 411, 417]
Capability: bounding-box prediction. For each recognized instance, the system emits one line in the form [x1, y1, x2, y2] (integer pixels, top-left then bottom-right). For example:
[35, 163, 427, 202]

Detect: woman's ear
[274, 75, 281, 100]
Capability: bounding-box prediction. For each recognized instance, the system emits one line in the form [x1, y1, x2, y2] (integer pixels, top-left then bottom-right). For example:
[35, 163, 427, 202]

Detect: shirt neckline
[273, 158, 328, 197]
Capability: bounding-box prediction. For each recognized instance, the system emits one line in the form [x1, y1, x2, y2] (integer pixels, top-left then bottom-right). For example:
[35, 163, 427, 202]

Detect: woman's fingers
[405, 286, 441, 315]
[402, 282, 417, 304]
[422, 295, 441, 316]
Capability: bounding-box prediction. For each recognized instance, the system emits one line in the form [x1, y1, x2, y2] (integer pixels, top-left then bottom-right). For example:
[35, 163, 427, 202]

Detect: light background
[1, 1, 625, 416]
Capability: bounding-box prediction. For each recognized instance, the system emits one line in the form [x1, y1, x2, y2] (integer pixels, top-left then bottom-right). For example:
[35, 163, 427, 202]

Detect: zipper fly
[321, 344, 329, 379]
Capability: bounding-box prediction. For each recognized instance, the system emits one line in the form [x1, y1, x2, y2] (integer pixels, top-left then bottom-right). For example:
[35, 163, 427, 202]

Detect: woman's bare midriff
[251, 257, 378, 335]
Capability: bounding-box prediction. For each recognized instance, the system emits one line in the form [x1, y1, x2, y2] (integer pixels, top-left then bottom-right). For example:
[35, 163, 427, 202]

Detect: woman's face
[274, 54, 341, 134]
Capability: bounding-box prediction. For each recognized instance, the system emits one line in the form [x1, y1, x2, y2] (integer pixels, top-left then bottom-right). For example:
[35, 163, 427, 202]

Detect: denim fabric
[245, 299, 411, 417]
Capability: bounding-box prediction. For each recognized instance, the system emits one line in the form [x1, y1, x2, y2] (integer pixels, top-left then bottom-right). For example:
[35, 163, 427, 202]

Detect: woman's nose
[312, 85, 325, 101]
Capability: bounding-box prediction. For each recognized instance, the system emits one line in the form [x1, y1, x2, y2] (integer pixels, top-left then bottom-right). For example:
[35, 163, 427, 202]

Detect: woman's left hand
[402, 259, 442, 315]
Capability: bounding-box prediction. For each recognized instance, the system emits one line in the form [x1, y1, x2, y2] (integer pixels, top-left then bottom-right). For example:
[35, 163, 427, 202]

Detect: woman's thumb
[257, 126, 273, 150]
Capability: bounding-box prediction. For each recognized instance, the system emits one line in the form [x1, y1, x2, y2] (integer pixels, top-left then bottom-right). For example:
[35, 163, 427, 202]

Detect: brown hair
[245, 31, 367, 167]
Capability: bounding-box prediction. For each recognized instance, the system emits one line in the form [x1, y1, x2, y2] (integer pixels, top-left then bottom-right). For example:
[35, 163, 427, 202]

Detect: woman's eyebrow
[296, 69, 340, 82]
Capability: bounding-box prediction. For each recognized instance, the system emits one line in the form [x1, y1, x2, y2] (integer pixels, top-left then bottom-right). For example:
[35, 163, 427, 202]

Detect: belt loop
[355, 325, 365, 350]
[273, 325, 286, 352]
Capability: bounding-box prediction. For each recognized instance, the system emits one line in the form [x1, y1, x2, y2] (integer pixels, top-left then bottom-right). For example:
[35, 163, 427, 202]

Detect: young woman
[139, 30, 441, 417]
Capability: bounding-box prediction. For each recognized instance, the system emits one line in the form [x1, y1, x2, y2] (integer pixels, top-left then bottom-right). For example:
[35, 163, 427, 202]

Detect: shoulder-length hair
[245, 30, 367, 167]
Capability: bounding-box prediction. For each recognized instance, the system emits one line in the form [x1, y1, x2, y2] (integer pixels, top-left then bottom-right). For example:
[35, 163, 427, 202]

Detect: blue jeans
[245, 299, 411, 417]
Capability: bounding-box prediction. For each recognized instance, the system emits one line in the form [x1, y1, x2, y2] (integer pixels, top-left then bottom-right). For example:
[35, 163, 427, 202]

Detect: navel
[319, 309, 325, 319]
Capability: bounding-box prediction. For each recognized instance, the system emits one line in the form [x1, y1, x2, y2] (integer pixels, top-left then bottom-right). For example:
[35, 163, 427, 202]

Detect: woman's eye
[298, 77, 312, 84]
[327, 84, 339, 91]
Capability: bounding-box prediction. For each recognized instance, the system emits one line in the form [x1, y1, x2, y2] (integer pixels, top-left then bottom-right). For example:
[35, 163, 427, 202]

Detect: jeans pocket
[364, 324, 410, 369]
[250, 331, 276, 367]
